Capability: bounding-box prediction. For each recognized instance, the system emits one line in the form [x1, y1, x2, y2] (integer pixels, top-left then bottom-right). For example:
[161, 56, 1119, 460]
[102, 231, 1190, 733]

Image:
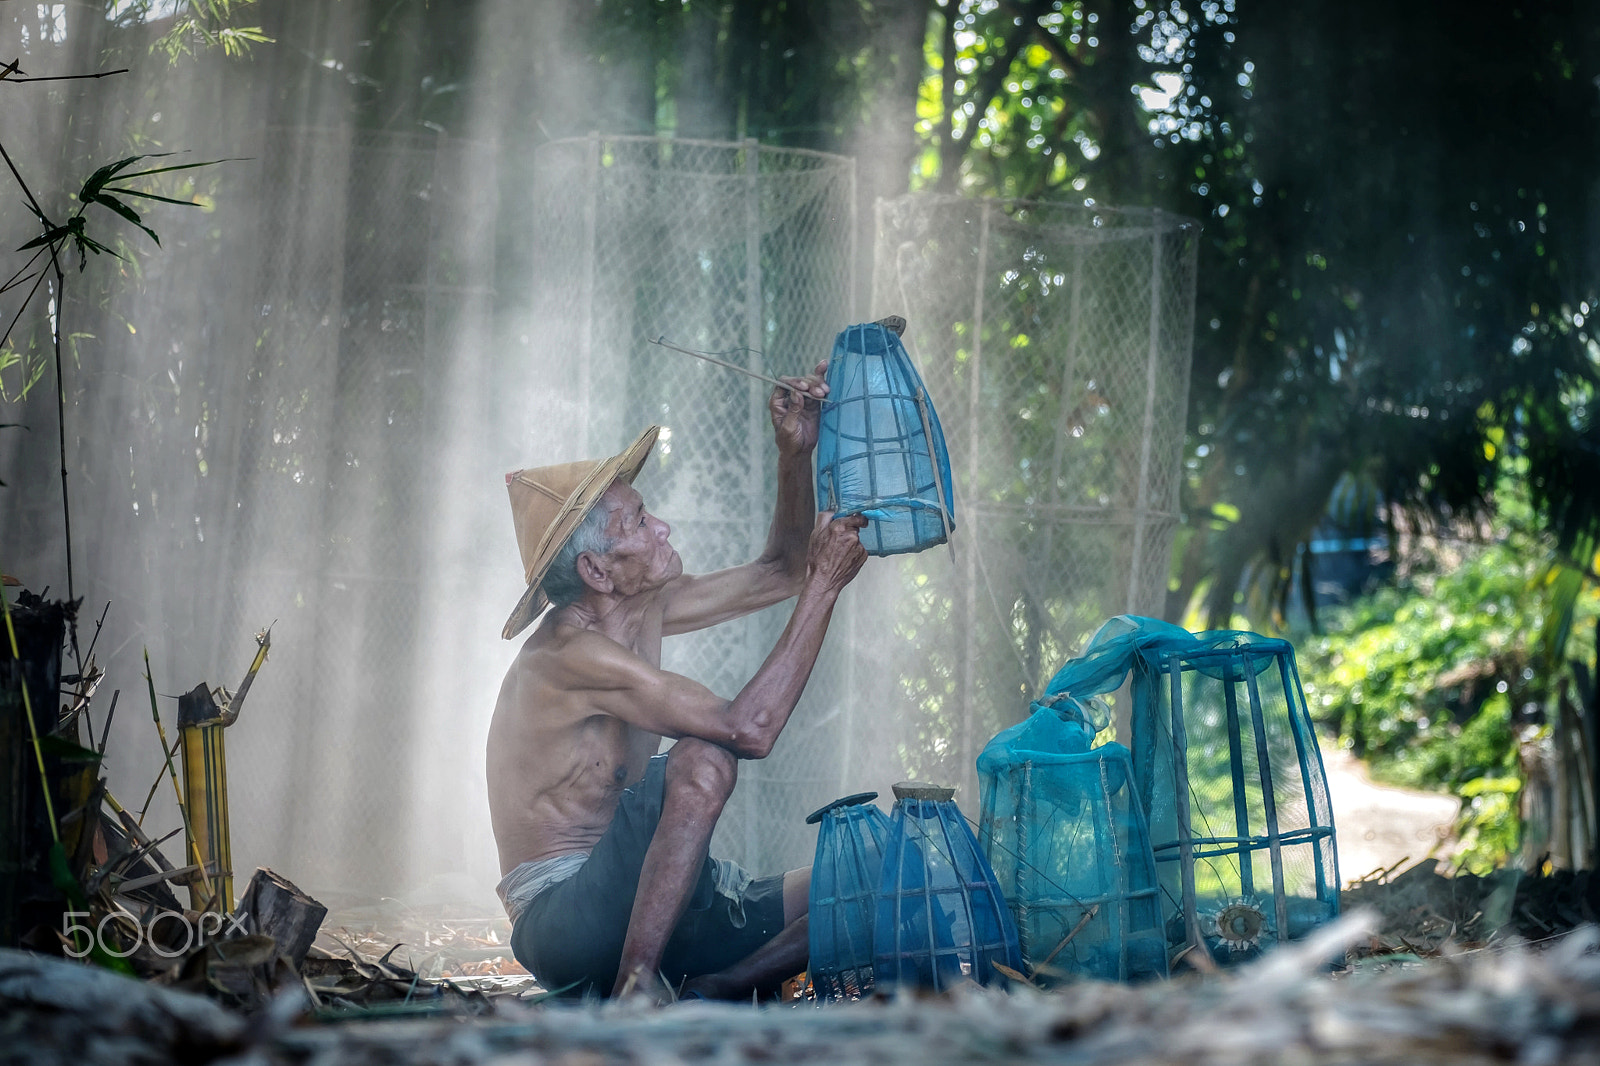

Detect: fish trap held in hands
[815, 321, 955, 557]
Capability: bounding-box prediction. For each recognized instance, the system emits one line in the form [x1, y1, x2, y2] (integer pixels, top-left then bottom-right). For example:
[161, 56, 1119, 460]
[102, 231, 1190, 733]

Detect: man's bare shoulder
[498, 620, 655, 712]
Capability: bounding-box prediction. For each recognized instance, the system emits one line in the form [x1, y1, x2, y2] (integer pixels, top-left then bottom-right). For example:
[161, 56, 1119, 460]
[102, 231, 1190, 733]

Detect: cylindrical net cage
[528, 136, 856, 874]
[862, 195, 1199, 798]
[1130, 633, 1341, 961]
[978, 714, 1167, 984]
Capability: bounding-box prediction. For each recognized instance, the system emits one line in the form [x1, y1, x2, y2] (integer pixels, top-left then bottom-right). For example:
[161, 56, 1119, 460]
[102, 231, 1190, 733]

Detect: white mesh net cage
[528, 135, 857, 873]
[864, 195, 1200, 803]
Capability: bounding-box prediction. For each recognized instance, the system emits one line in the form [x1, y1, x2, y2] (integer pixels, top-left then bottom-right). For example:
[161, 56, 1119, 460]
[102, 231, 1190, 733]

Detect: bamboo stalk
[142, 650, 217, 908]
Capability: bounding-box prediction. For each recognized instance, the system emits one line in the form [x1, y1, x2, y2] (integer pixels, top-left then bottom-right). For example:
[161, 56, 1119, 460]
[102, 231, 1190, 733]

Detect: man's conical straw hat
[501, 425, 659, 639]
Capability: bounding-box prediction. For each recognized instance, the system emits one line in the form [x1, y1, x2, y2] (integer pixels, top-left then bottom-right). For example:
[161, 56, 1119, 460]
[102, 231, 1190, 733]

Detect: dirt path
[1321, 745, 1459, 884]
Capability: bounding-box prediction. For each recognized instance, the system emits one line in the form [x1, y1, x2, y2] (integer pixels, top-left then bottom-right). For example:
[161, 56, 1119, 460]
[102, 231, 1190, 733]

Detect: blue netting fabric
[978, 706, 1168, 983]
[815, 322, 955, 555]
[1031, 615, 1341, 964]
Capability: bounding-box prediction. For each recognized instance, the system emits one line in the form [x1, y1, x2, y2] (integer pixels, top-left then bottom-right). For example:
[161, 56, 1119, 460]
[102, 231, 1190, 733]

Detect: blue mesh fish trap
[807, 792, 892, 1001]
[815, 322, 955, 555]
[872, 782, 1021, 991]
[977, 703, 1168, 983]
[1037, 616, 1341, 964]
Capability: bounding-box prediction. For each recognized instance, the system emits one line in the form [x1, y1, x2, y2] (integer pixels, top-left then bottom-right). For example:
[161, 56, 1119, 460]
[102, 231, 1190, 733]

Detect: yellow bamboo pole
[179, 717, 232, 911]
[143, 650, 217, 910]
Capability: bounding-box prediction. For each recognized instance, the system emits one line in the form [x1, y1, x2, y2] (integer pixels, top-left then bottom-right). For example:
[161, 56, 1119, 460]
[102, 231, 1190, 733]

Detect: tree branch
[938, 1, 959, 190]
[0, 258, 51, 353]
[7, 69, 130, 83]
[0, 136, 48, 222]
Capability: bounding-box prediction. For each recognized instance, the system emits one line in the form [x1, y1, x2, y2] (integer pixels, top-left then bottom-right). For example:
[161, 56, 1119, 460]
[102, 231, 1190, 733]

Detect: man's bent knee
[665, 738, 738, 805]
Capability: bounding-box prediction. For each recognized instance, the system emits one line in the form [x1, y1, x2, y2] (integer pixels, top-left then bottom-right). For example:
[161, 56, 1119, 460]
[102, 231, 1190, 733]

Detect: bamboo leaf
[72, 231, 125, 270]
[17, 225, 71, 252]
[92, 193, 141, 225]
[35, 734, 102, 762]
[1537, 562, 1584, 668]
[111, 156, 245, 180]
[101, 187, 204, 208]
[78, 154, 165, 202]
[92, 195, 160, 246]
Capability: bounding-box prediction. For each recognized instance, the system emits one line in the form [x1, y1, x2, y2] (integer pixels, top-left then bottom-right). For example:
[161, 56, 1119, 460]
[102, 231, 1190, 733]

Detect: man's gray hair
[540, 494, 620, 609]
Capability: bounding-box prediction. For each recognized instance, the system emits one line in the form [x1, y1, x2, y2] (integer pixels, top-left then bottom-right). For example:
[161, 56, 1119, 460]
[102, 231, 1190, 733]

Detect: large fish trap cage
[977, 705, 1167, 983]
[1130, 627, 1340, 961]
[528, 136, 857, 875]
[865, 197, 1198, 800]
[1039, 616, 1340, 963]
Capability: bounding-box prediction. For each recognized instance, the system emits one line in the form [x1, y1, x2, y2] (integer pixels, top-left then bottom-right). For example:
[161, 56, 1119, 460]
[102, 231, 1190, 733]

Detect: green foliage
[0, 338, 48, 402]
[1455, 770, 1523, 877]
[18, 152, 220, 267]
[1298, 486, 1600, 871]
[2, 149, 229, 379]
[110, 0, 274, 61]
[916, 0, 1600, 632]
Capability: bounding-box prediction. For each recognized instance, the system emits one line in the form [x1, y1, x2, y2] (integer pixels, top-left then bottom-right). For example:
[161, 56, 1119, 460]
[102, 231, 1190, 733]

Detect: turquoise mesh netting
[807, 793, 892, 1000]
[978, 702, 1168, 983]
[1023, 615, 1341, 964]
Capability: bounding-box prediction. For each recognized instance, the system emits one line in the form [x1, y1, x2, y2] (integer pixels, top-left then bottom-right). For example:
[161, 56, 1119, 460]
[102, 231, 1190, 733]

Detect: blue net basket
[873, 784, 1021, 991]
[815, 322, 955, 555]
[978, 706, 1168, 984]
[1038, 616, 1341, 964]
[807, 793, 892, 1001]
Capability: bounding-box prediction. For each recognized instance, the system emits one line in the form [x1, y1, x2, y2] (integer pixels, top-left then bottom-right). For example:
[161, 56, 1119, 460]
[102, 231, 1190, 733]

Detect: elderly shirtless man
[487, 364, 867, 1001]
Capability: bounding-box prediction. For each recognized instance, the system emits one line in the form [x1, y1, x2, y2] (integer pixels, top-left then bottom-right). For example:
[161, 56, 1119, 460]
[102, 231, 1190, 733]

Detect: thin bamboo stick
[649, 336, 833, 401]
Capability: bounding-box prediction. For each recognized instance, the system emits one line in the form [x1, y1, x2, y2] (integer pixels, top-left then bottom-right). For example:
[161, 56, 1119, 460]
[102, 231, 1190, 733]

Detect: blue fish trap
[1037, 616, 1341, 964]
[806, 792, 892, 1001]
[978, 701, 1168, 984]
[815, 321, 955, 555]
[872, 781, 1022, 991]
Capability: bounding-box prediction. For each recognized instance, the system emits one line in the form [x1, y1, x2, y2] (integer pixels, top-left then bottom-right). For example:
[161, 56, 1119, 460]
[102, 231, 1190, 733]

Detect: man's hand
[805, 510, 868, 594]
[770, 360, 828, 458]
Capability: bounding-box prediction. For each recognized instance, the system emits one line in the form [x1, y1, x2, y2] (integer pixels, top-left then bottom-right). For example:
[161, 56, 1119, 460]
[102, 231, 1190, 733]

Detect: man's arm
[661, 363, 829, 634]
[576, 511, 867, 758]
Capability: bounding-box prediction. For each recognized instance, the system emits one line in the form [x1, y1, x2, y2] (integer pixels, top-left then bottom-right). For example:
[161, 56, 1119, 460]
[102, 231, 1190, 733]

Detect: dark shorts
[510, 753, 787, 997]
